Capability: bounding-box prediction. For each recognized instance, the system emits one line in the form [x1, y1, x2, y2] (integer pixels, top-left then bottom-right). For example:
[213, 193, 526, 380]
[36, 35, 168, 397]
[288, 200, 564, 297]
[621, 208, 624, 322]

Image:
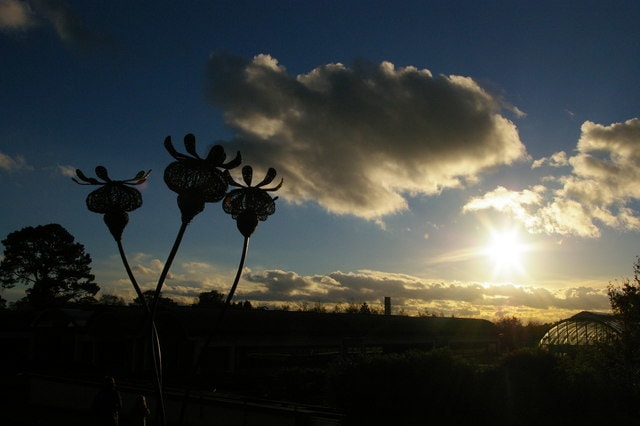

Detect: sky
[2, 0, 640, 323]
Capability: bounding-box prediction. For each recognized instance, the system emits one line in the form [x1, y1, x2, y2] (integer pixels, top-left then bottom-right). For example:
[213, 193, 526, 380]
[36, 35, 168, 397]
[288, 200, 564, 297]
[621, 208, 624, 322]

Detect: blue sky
[2, 0, 640, 322]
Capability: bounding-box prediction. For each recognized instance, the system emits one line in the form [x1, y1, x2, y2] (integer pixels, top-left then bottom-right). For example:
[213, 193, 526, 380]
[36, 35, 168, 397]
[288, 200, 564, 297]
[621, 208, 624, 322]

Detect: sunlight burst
[484, 228, 528, 276]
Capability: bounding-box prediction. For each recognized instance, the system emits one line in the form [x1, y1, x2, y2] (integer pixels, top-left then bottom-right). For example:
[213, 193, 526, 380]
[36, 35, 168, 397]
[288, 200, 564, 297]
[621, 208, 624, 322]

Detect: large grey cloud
[465, 118, 640, 237]
[206, 53, 528, 219]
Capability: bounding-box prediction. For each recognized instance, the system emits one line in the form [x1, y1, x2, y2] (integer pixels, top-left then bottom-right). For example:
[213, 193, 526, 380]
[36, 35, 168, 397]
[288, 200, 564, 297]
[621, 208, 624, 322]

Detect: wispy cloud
[0, 0, 35, 30]
[0, 0, 116, 53]
[0, 151, 32, 171]
[57, 164, 75, 177]
[206, 53, 529, 220]
[464, 118, 640, 238]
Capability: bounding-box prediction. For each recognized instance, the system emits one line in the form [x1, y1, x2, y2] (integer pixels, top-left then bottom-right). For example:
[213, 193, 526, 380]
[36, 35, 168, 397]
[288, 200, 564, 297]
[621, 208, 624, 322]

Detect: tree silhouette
[132, 289, 178, 309]
[195, 289, 225, 308]
[606, 257, 640, 406]
[608, 258, 640, 350]
[99, 293, 126, 306]
[0, 224, 98, 308]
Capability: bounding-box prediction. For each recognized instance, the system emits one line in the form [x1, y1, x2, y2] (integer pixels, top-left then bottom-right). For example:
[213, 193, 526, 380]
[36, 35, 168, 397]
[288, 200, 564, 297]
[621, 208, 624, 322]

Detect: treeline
[2, 288, 553, 355]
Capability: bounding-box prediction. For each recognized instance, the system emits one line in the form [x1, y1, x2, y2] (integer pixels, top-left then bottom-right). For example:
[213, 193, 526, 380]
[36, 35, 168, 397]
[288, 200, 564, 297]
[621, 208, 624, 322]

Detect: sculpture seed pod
[163, 134, 241, 224]
[223, 166, 282, 237]
[104, 211, 129, 241]
[235, 211, 260, 238]
[86, 182, 143, 214]
[73, 166, 151, 241]
[176, 190, 206, 224]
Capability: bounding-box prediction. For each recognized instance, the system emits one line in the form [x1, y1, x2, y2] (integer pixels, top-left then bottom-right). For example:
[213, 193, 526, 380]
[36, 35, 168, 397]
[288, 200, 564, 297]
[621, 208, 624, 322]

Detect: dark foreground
[1, 373, 343, 426]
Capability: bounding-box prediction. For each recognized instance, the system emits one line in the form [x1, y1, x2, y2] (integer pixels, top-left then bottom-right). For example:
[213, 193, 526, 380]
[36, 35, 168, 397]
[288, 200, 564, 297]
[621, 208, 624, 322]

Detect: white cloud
[531, 151, 569, 169]
[0, 0, 35, 30]
[0, 151, 32, 171]
[206, 53, 529, 220]
[464, 118, 640, 238]
[463, 185, 545, 230]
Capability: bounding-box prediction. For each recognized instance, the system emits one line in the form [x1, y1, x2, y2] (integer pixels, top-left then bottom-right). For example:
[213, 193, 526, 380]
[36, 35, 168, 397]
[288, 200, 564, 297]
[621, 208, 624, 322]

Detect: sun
[484, 228, 528, 276]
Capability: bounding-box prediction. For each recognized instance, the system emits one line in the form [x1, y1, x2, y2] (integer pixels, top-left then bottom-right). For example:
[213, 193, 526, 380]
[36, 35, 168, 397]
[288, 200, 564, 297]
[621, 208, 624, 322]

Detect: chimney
[384, 297, 391, 315]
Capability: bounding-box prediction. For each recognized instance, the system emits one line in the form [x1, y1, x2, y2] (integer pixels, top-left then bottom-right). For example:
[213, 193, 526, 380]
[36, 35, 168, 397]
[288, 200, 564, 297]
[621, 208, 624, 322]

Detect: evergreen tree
[0, 224, 99, 308]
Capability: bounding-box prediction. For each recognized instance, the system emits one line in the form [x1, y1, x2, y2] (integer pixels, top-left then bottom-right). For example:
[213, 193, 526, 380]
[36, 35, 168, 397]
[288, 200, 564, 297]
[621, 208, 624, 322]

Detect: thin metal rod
[150, 221, 189, 322]
[117, 239, 166, 426]
[117, 240, 148, 310]
[224, 235, 250, 306]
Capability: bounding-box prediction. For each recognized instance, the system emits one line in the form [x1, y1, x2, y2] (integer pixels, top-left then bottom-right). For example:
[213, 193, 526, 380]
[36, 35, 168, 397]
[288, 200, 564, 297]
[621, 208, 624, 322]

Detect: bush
[327, 349, 480, 425]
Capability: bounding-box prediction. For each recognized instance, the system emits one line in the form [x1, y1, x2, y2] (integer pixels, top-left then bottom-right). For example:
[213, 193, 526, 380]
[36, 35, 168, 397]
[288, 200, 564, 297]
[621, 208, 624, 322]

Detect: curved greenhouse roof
[539, 311, 621, 351]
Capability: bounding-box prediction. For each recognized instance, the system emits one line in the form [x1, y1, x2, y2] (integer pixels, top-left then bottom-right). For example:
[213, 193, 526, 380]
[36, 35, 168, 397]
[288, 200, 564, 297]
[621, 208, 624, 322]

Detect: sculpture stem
[224, 235, 249, 306]
[117, 239, 166, 426]
[150, 221, 188, 322]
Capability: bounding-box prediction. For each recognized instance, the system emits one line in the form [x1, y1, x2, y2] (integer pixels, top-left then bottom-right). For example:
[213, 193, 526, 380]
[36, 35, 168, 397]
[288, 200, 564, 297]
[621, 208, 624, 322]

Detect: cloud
[0, 0, 116, 53]
[0, 0, 35, 30]
[463, 185, 544, 214]
[531, 151, 569, 169]
[57, 164, 75, 177]
[83, 254, 608, 322]
[98, 254, 245, 304]
[239, 268, 609, 321]
[0, 151, 32, 171]
[464, 118, 640, 237]
[206, 53, 529, 220]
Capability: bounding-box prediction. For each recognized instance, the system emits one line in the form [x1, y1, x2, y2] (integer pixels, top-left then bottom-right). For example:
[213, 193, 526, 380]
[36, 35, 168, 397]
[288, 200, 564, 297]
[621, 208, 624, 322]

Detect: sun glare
[484, 228, 528, 276]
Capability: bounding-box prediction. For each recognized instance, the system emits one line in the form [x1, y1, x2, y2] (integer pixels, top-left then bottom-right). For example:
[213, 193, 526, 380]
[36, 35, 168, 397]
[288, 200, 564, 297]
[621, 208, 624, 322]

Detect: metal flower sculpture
[223, 165, 283, 237]
[73, 135, 283, 426]
[164, 133, 241, 224]
[74, 165, 164, 424]
[73, 166, 151, 241]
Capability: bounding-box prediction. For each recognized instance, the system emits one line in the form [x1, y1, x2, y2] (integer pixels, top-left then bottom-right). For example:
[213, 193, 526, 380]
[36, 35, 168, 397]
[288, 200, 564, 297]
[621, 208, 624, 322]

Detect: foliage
[0, 224, 99, 308]
[132, 289, 178, 309]
[484, 349, 563, 425]
[327, 349, 480, 425]
[322, 344, 640, 425]
[495, 316, 551, 351]
[71, 296, 98, 305]
[99, 293, 126, 306]
[358, 302, 371, 314]
[333, 301, 382, 314]
[606, 257, 640, 407]
[608, 259, 640, 350]
[194, 289, 226, 307]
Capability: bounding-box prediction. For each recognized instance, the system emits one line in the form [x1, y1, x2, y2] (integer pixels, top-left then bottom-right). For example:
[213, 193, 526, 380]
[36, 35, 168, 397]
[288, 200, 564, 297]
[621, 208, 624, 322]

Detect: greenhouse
[539, 311, 622, 352]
